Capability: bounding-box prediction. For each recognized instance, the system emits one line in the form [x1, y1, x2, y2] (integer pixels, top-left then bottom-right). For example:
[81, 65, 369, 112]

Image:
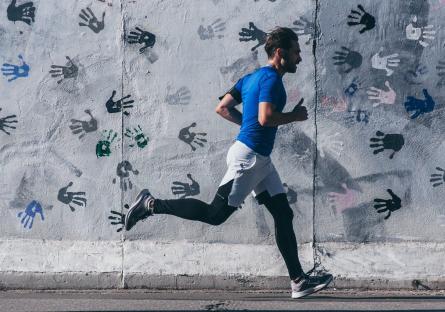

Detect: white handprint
[366, 81, 396, 107]
[318, 132, 344, 158]
[371, 48, 400, 76]
[405, 16, 436, 48]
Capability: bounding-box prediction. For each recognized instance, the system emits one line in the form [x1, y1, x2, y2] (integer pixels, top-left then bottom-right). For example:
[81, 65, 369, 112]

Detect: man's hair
[264, 27, 299, 59]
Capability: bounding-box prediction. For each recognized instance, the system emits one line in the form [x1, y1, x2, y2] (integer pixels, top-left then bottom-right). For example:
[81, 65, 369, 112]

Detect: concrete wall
[0, 0, 444, 290]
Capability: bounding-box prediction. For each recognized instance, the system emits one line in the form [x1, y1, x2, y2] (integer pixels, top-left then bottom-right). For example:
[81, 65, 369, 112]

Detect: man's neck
[267, 61, 286, 77]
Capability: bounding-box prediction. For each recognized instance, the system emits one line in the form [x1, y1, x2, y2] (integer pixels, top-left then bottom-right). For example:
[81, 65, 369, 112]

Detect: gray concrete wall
[0, 0, 444, 290]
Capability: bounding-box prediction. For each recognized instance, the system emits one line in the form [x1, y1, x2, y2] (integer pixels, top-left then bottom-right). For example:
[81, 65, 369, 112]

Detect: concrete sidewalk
[1, 289, 445, 311]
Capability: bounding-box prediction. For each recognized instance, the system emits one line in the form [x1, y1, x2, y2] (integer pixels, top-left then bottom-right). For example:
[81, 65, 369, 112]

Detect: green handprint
[96, 129, 118, 157]
[125, 125, 148, 149]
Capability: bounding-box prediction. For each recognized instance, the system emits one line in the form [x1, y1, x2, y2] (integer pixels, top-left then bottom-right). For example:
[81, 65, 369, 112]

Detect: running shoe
[291, 271, 333, 299]
[124, 189, 154, 231]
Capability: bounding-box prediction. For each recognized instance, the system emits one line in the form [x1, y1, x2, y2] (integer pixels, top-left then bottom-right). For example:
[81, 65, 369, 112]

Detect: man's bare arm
[258, 100, 307, 127]
[215, 94, 242, 126]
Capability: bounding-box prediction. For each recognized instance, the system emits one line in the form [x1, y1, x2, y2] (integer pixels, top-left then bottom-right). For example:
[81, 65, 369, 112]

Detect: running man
[124, 27, 333, 299]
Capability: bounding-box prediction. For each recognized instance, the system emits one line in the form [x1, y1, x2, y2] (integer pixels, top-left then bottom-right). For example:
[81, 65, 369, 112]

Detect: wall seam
[119, 0, 126, 289]
[311, 0, 320, 270]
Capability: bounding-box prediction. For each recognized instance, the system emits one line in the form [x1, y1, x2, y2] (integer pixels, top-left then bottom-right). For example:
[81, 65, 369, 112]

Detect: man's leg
[152, 179, 238, 226]
[255, 190, 304, 280]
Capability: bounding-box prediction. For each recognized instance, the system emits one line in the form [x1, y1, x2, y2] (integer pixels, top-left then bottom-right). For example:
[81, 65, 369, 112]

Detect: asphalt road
[1, 289, 445, 311]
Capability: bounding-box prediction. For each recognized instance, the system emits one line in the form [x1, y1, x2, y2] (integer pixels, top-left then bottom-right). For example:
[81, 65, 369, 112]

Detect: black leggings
[153, 180, 304, 279]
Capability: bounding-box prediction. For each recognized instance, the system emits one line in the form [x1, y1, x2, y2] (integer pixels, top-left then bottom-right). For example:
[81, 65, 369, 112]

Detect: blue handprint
[404, 89, 435, 119]
[2, 55, 30, 82]
[17, 200, 44, 229]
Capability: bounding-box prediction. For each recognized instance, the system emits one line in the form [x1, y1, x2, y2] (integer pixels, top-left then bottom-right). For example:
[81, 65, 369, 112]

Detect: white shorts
[219, 140, 285, 207]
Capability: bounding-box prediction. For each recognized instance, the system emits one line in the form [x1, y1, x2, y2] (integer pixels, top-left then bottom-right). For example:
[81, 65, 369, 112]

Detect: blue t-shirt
[234, 66, 286, 156]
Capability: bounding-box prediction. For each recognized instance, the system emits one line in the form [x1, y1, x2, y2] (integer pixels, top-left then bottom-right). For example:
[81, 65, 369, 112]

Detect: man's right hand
[292, 98, 308, 121]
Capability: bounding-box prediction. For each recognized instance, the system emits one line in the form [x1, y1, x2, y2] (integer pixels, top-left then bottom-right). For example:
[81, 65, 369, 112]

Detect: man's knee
[258, 192, 294, 220]
[208, 180, 237, 225]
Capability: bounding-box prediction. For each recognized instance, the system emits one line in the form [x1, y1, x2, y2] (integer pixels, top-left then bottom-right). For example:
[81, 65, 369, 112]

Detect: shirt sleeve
[258, 74, 280, 106]
[218, 78, 243, 103]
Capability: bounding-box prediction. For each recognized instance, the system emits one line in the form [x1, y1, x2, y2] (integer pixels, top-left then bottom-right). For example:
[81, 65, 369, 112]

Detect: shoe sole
[124, 189, 150, 231]
[291, 275, 333, 299]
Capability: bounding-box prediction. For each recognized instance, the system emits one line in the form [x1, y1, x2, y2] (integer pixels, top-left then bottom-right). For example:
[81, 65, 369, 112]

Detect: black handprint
[292, 17, 315, 44]
[105, 90, 135, 116]
[373, 189, 401, 220]
[239, 22, 267, 51]
[0, 108, 18, 135]
[78, 7, 105, 33]
[430, 167, 445, 187]
[178, 122, 207, 151]
[347, 4, 376, 33]
[404, 89, 435, 119]
[369, 131, 404, 159]
[57, 182, 86, 212]
[127, 27, 156, 53]
[437, 60, 445, 87]
[171, 173, 200, 198]
[112, 161, 139, 191]
[69, 109, 98, 139]
[166, 86, 191, 105]
[49, 56, 78, 84]
[108, 204, 129, 232]
[345, 109, 370, 125]
[332, 47, 363, 73]
[7, 0, 35, 25]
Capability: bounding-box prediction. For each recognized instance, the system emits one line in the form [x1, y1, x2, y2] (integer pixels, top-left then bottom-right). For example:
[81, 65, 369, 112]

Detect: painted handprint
[239, 22, 267, 51]
[17, 200, 44, 229]
[373, 189, 401, 220]
[404, 64, 428, 85]
[369, 131, 404, 159]
[430, 167, 445, 187]
[49, 56, 78, 84]
[344, 77, 365, 97]
[124, 125, 148, 148]
[347, 5, 375, 34]
[283, 183, 297, 205]
[332, 47, 363, 73]
[405, 16, 436, 48]
[105, 90, 135, 116]
[96, 129, 118, 158]
[198, 19, 226, 40]
[7, 0, 35, 25]
[108, 204, 129, 232]
[404, 89, 435, 119]
[345, 109, 370, 125]
[366, 81, 396, 107]
[166, 86, 191, 105]
[292, 16, 315, 44]
[318, 132, 344, 158]
[328, 183, 359, 214]
[178, 122, 207, 151]
[127, 27, 156, 53]
[371, 48, 400, 76]
[321, 93, 348, 112]
[437, 59, 445, 87]
[0, 108, 18, 135]
[220, 50, 260, 83]
[57, 182, 86, 212]
[78, 7, 105, 33]
[171, 174, 200, 198]
[69, 109, 98, 139]
[2, 54, 30, 82]
[112, 160, 139, 191]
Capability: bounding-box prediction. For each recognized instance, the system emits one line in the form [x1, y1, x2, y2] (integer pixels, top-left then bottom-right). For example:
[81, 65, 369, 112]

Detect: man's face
[280, 40, 302, 73]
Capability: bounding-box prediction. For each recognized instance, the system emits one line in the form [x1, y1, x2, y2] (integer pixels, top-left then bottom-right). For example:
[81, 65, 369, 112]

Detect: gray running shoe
[291, 272, 333, 299]
[125, 189, 154, 231]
